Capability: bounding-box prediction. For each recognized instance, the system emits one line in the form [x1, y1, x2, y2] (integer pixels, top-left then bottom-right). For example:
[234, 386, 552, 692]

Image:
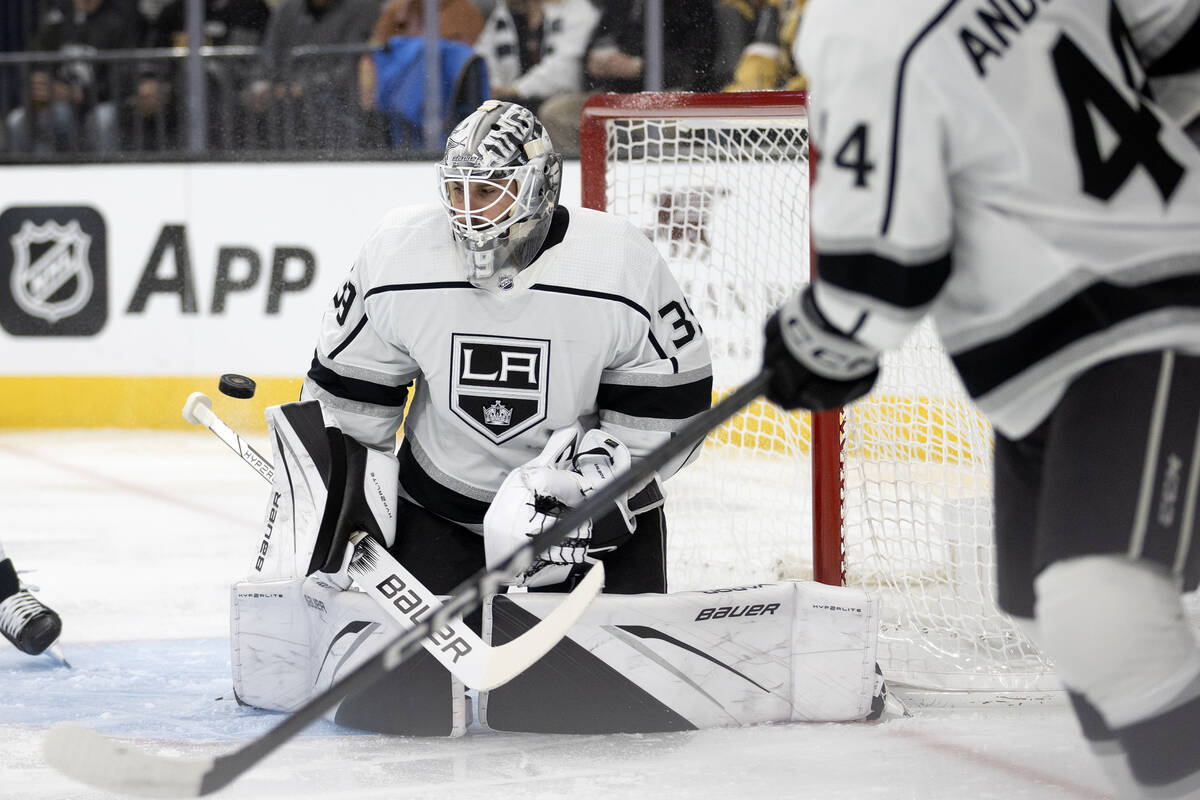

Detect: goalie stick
[44, 371, 771, 798]
[181, 391, 601, 691]
[182, 393, 274, 483]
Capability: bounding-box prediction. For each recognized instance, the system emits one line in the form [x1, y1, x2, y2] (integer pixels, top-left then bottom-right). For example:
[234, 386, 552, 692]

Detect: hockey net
[579, 91, 1056, 693]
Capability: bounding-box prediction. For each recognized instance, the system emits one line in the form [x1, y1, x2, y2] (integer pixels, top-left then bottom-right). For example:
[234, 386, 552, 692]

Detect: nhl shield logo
[451, 333, 549, 444]
[10, 219, 93, 323]
[0, 207, 107, 336]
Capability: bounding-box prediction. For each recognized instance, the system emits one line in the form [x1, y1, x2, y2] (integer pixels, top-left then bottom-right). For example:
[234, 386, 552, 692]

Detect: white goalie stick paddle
[43, 371, 771, 797]
[179, 391, 601, 691]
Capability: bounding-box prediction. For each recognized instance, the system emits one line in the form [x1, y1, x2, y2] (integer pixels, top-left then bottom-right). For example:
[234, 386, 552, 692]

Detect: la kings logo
[0, 206, 107, 336]
[451, 333, 549, 444]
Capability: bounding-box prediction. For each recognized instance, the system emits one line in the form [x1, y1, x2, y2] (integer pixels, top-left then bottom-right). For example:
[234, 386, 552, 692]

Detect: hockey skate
[0, 587, 62, 656]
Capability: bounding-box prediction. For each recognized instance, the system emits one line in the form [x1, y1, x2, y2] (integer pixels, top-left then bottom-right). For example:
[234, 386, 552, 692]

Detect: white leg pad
[231, 576, 410, 714]
[482, 580, 880, 730]
[230, 578, 311, 712]
[1035, 555, 1200, 728]
[231, 576, 466, 734]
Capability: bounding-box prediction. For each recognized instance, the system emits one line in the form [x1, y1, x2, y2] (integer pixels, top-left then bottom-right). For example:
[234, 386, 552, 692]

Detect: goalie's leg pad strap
[231, 577, 465, 736]
[480, 580, 879, 733]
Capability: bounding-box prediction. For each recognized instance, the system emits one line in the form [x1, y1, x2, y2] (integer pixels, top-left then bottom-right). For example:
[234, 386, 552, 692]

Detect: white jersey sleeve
[595, 228, 714, 480]
[301, 211, 423, 451]
[798, 0, 1200, 437]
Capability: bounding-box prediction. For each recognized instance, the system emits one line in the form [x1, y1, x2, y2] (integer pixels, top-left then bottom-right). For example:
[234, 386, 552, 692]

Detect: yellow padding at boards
[0, 376, 302, 432]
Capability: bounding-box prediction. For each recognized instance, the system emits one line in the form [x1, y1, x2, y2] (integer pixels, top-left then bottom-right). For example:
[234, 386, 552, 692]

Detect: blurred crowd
[0, 0, 807, 157]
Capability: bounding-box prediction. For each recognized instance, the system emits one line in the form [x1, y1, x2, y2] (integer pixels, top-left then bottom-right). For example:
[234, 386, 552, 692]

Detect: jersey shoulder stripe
[529, 283, 668, 362]
[328, 315, 370, 360]
[878, 0, 960, 235]
[529, 283, 653, 323]
[366, 281, 475, 299]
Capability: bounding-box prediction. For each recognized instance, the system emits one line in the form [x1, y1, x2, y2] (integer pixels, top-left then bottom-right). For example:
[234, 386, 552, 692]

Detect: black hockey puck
[218, 373, 257, 399]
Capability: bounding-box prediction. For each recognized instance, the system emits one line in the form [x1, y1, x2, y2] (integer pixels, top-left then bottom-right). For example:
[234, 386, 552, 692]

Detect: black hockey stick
[43, 370, 771, 798]
[180, 392, 603, 691]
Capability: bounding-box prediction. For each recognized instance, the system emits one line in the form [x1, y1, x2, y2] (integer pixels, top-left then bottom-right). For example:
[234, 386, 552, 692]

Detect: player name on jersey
[960, 0, 1050, 76]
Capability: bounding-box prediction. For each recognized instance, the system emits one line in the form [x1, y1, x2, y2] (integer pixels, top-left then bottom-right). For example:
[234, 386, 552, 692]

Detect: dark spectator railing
[0, 43, 427, 162]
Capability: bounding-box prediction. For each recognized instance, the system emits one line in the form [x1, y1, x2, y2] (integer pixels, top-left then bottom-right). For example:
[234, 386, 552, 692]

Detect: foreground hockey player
[0, 540, 61, 656]
[762, 2, 1200, 797]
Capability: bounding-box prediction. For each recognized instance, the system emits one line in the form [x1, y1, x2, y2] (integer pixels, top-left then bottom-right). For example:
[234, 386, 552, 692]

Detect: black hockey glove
[763, 286, 880, 411]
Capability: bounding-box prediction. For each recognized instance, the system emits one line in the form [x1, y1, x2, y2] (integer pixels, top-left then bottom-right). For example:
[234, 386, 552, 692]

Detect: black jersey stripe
[328, 314, 369, 360]
[598, 374, 713, 421]
[397, 439, 491, 525]
[953, 272, 1200, 397]
[882, 0, 960, 234]
[307, 355, 412, 408]
[529, 283, 653, 322]
[365, 281, 476, 298]
[818, 250, 952, 310]
[528, 283, 670, 361]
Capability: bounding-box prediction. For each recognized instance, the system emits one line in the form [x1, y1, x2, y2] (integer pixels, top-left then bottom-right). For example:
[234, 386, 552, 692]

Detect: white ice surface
[0, 430, 1114, 800]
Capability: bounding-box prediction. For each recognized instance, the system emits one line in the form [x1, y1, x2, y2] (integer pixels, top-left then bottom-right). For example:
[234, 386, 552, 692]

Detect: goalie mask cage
[580, 91, 1057, 693]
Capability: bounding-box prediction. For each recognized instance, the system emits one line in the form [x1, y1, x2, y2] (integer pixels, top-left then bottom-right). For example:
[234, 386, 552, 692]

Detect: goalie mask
[436, 100, 563, 288]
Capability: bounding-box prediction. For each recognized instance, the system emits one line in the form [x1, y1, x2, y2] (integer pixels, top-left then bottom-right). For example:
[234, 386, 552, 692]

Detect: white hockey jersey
[303, 205, 713, 529]
[798, 0, 1200, 437]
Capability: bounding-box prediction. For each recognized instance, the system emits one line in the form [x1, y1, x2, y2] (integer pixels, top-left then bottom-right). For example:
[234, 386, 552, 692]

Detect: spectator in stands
[5, 0, 142, 155]
[716, 0, 806, 92]
[357, 0, 487, 150]
[368, 0, 483, 46]
[242, 0, 379, 150]
[128, 0, 271, 150]
[473, 0, 598, 115]
[538, 0, 717, 155]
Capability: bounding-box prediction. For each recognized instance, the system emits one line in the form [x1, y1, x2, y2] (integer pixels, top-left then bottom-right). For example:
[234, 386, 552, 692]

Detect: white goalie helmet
[436, 100, 563, 287]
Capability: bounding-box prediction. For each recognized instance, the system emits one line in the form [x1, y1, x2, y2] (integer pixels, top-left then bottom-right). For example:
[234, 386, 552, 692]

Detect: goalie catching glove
[763, 286, 880, 411]
[254, 400, 398, 587]
[484, 428, 653, 588]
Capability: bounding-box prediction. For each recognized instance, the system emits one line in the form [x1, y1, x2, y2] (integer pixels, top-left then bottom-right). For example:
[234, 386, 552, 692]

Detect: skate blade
[43, 642, 71, 669]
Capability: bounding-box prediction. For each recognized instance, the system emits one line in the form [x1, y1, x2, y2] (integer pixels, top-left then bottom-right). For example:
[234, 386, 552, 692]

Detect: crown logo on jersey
[483, 400, 513, 427]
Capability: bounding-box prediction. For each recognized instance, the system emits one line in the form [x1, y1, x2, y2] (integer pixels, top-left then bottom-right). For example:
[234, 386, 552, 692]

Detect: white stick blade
[44, 723, 211, 798]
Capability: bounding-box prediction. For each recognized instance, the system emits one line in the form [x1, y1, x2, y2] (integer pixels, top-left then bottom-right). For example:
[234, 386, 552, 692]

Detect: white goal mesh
[582, 92, 1056, 692]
